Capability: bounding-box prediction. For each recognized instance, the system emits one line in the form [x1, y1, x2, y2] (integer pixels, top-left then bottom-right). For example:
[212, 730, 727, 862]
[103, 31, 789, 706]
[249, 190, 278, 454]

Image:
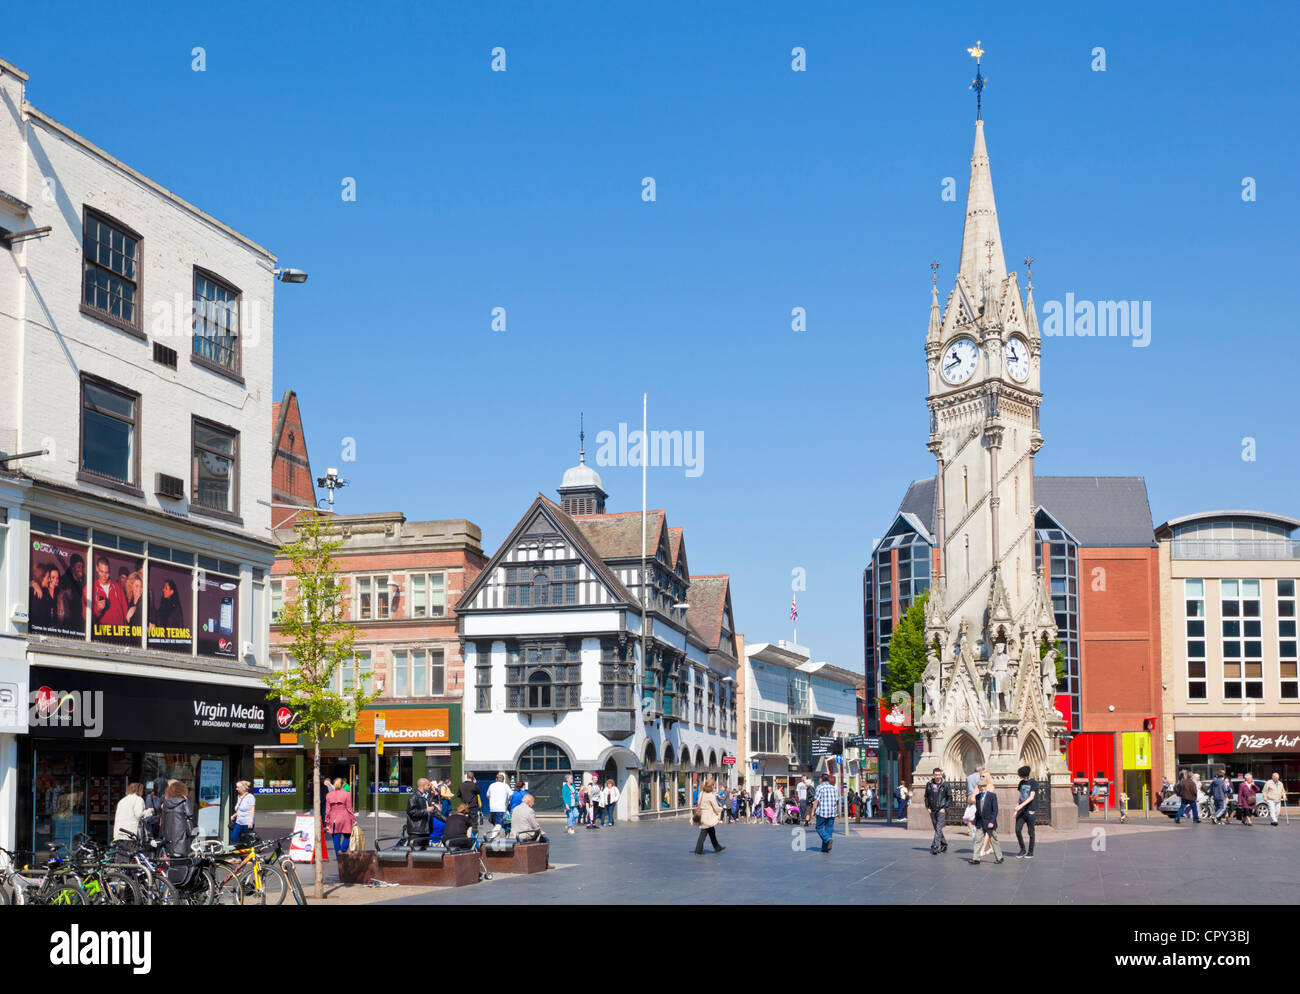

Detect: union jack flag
[790, 598, 798, 622]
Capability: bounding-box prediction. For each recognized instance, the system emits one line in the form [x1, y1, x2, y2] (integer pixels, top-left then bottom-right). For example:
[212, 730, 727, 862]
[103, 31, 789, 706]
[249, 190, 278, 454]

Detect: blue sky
[12, 3, 1300, 673]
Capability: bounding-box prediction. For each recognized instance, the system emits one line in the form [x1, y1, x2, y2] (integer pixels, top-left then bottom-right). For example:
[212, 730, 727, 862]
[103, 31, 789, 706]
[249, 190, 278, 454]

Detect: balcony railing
[1171, 539, 1300, 561]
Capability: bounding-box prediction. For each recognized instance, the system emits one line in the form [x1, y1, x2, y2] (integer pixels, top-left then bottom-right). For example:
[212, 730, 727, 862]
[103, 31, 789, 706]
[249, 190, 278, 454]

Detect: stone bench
[480, 838, 549, 874]
[336, 848, 479, 887]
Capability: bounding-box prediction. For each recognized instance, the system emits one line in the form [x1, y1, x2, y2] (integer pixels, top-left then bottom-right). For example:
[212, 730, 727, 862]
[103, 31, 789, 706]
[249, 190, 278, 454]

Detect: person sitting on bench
[406, 778, 443, 850]
[511, 793, 548, 844]
[442, 802, 476, 851]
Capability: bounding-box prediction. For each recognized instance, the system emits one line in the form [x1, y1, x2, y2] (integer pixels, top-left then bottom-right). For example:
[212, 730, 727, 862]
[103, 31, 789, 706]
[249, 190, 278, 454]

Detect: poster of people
[28, 535, 88, 639]
[197, 571, 239, 659]
[146, 562, 194, 653]
[89, 550, 145, 646]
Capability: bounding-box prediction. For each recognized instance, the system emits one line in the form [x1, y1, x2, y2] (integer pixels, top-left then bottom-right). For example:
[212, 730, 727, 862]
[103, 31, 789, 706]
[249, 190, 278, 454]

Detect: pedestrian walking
[406, 778, 434, 849]
[326, 778, 356, 854]
[459, 772, 481, 826]
[230, 779, 256, 847]
[863, 784, 875, 819]
[1174, 770, 1200, 824]
[1209, 769, 1229, 824]
[924, 768, 951, 855]
[562, 773, 579, 834]
[439, 779, 454, 819]
[896, 781, 910, 819]
[603, 779, 620, 826]
[1014, 764, 1036, 859]
[693, 779, 726, 855]
[968, 779, 1004, 864]
[796, 776, 810, 825]
[966, 765, 984, 846]
[812, 774, 839, 853]
[487, 772, 511, 836]
[1238, 774, 1259, 825]
[1262, 773, 1285, 826]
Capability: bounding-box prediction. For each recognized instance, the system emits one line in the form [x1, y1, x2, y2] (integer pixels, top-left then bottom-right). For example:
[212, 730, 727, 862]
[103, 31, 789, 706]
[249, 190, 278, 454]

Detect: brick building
[270, 390, 317, 528]
[262, 512, 487, 812]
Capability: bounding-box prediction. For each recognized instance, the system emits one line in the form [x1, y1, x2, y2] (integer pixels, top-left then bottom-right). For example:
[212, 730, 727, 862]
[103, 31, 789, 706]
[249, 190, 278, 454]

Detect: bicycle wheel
[211, 864, 245, 906]
[182, 866, 217, 906]
[39, 878, 88, 906]
[280, 858, 308, 906]
[146, 873, 180, 906]
[101, 870, 144, 906]
[237, 861, 285, 906]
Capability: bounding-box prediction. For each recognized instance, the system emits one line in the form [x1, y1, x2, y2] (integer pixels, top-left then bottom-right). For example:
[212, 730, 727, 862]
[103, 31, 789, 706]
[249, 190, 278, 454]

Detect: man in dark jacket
[923, 768, 952, 855]
[459, 773, 481, 825]
[407, 778, 430, 847]
[1174, 770, 1200, 824]
[1209, 769, 1229, 824]
[968, 780, 1003, 864]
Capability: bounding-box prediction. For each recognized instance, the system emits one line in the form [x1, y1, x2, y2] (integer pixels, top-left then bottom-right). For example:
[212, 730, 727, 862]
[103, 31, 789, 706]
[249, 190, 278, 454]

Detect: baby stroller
[782, 801, 803, 825]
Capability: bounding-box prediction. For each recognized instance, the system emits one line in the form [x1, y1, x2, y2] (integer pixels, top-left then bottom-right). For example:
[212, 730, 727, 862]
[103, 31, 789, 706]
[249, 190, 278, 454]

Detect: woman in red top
[1237, 775, 1259, 826]
[325, 778, 357, 853]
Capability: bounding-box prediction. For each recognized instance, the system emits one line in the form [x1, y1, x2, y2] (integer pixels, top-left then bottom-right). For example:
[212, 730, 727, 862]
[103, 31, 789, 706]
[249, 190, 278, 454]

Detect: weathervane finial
[968, 40, 986, 120]
[930, 259, 940, 287]
[1023, 254, 1035, 290]
[579, 412, 585, 464]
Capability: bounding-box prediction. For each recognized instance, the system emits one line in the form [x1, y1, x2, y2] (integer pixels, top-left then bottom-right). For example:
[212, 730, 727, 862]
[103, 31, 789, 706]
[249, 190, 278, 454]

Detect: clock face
[201, 450, 229, 476]
[940, 338, 979, 385]
[1005, 336, 1030, 382]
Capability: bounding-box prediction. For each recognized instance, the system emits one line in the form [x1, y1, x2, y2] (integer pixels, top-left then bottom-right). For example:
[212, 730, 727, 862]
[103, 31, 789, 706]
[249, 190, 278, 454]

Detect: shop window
[253, 752, 297, 795]
[375, 751, 414, 793]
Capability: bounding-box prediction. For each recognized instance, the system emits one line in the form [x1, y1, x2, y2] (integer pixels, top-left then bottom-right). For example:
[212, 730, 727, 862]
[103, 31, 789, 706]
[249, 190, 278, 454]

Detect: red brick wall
[271, 393, 318, 528]
[1076, 546, 1162, 734]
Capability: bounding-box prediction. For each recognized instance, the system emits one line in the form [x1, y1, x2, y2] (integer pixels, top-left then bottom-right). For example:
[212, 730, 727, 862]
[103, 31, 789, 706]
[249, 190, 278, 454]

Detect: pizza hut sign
[1186, 731, 1300, 754]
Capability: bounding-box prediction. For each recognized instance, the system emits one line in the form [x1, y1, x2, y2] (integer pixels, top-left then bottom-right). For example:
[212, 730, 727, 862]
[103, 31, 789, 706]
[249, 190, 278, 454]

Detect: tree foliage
[884, 589, 930, 707]
[263, 512, 373, 898]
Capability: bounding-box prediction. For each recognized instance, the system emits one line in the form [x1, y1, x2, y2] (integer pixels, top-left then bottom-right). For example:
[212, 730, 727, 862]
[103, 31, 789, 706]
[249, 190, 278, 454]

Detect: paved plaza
[291, 814, 1296, 906]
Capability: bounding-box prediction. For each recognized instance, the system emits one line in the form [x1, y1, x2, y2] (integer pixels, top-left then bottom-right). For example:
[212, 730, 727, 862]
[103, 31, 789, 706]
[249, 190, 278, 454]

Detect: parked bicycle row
[0, 830, 307, 906]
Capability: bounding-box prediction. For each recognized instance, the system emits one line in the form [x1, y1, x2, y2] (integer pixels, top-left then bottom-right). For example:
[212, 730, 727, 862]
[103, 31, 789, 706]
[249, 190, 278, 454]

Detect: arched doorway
[641, 742, 657, 813]
[516, 741, 572, 812]
[1019, 731, 1047, 777]
[943, 730, 984, 781]
[680, 749, 694, 808]
[663, 744, 678, 809]
[707, 749, 718, 787]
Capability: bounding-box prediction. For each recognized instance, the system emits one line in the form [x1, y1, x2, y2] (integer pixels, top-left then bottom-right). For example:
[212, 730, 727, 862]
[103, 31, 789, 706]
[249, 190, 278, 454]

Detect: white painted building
[457, 452, 741, 818]
[0, 56, 286, 852]
[742, 640, 862, 793]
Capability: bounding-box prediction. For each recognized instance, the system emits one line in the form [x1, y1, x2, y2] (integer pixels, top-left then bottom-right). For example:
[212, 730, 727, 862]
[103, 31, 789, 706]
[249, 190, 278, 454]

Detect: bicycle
[3, 845, 89, 905]
[112, 832, 182, 905]
[64, 835, 143, 906]
[209, 833, 303, 906]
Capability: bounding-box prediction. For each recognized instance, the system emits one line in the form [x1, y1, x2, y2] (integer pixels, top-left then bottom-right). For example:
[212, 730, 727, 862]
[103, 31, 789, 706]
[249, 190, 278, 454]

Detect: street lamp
[274, 268, 309, 283]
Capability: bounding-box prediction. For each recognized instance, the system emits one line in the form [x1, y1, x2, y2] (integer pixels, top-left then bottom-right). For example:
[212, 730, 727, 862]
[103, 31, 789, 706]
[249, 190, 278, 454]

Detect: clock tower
[909, 45, 1072, 830]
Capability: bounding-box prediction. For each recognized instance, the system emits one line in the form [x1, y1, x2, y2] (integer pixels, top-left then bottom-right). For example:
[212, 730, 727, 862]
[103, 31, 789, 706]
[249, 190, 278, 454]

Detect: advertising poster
[197, 572, 239, 658]
[196, 760, 224, 839]
[147, 562, 194, 653]
[29, 535, 88, 639]
[289, 815, 316, 863]
[89, 549, 145, 647]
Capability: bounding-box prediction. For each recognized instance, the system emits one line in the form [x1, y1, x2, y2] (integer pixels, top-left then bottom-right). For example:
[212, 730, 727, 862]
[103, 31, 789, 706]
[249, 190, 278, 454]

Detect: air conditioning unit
[155, 473, 184, 500]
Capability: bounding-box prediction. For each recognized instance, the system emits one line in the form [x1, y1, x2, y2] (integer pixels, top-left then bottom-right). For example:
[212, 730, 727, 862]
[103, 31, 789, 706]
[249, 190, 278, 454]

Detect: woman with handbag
[693, 779, 726, 855]
[160, 779, 196, 857]
[326, 778, 357, 854]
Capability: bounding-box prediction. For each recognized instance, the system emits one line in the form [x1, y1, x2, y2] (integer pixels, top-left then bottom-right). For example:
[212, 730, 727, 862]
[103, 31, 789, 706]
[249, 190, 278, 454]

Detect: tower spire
[957, 45, 1006, 296]
[926, 261, 942, 348]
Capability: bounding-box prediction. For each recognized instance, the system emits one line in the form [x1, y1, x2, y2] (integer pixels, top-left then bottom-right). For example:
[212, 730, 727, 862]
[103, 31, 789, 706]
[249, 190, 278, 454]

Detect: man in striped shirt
[813, 774, 839, 853]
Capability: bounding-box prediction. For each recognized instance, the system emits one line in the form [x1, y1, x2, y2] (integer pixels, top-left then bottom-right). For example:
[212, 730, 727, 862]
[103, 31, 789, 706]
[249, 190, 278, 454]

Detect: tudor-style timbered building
[457, 453, 741, 818]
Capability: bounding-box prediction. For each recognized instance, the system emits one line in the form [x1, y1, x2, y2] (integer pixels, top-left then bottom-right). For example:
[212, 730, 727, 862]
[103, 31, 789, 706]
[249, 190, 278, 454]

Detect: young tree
[263, 512, 373, 900]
